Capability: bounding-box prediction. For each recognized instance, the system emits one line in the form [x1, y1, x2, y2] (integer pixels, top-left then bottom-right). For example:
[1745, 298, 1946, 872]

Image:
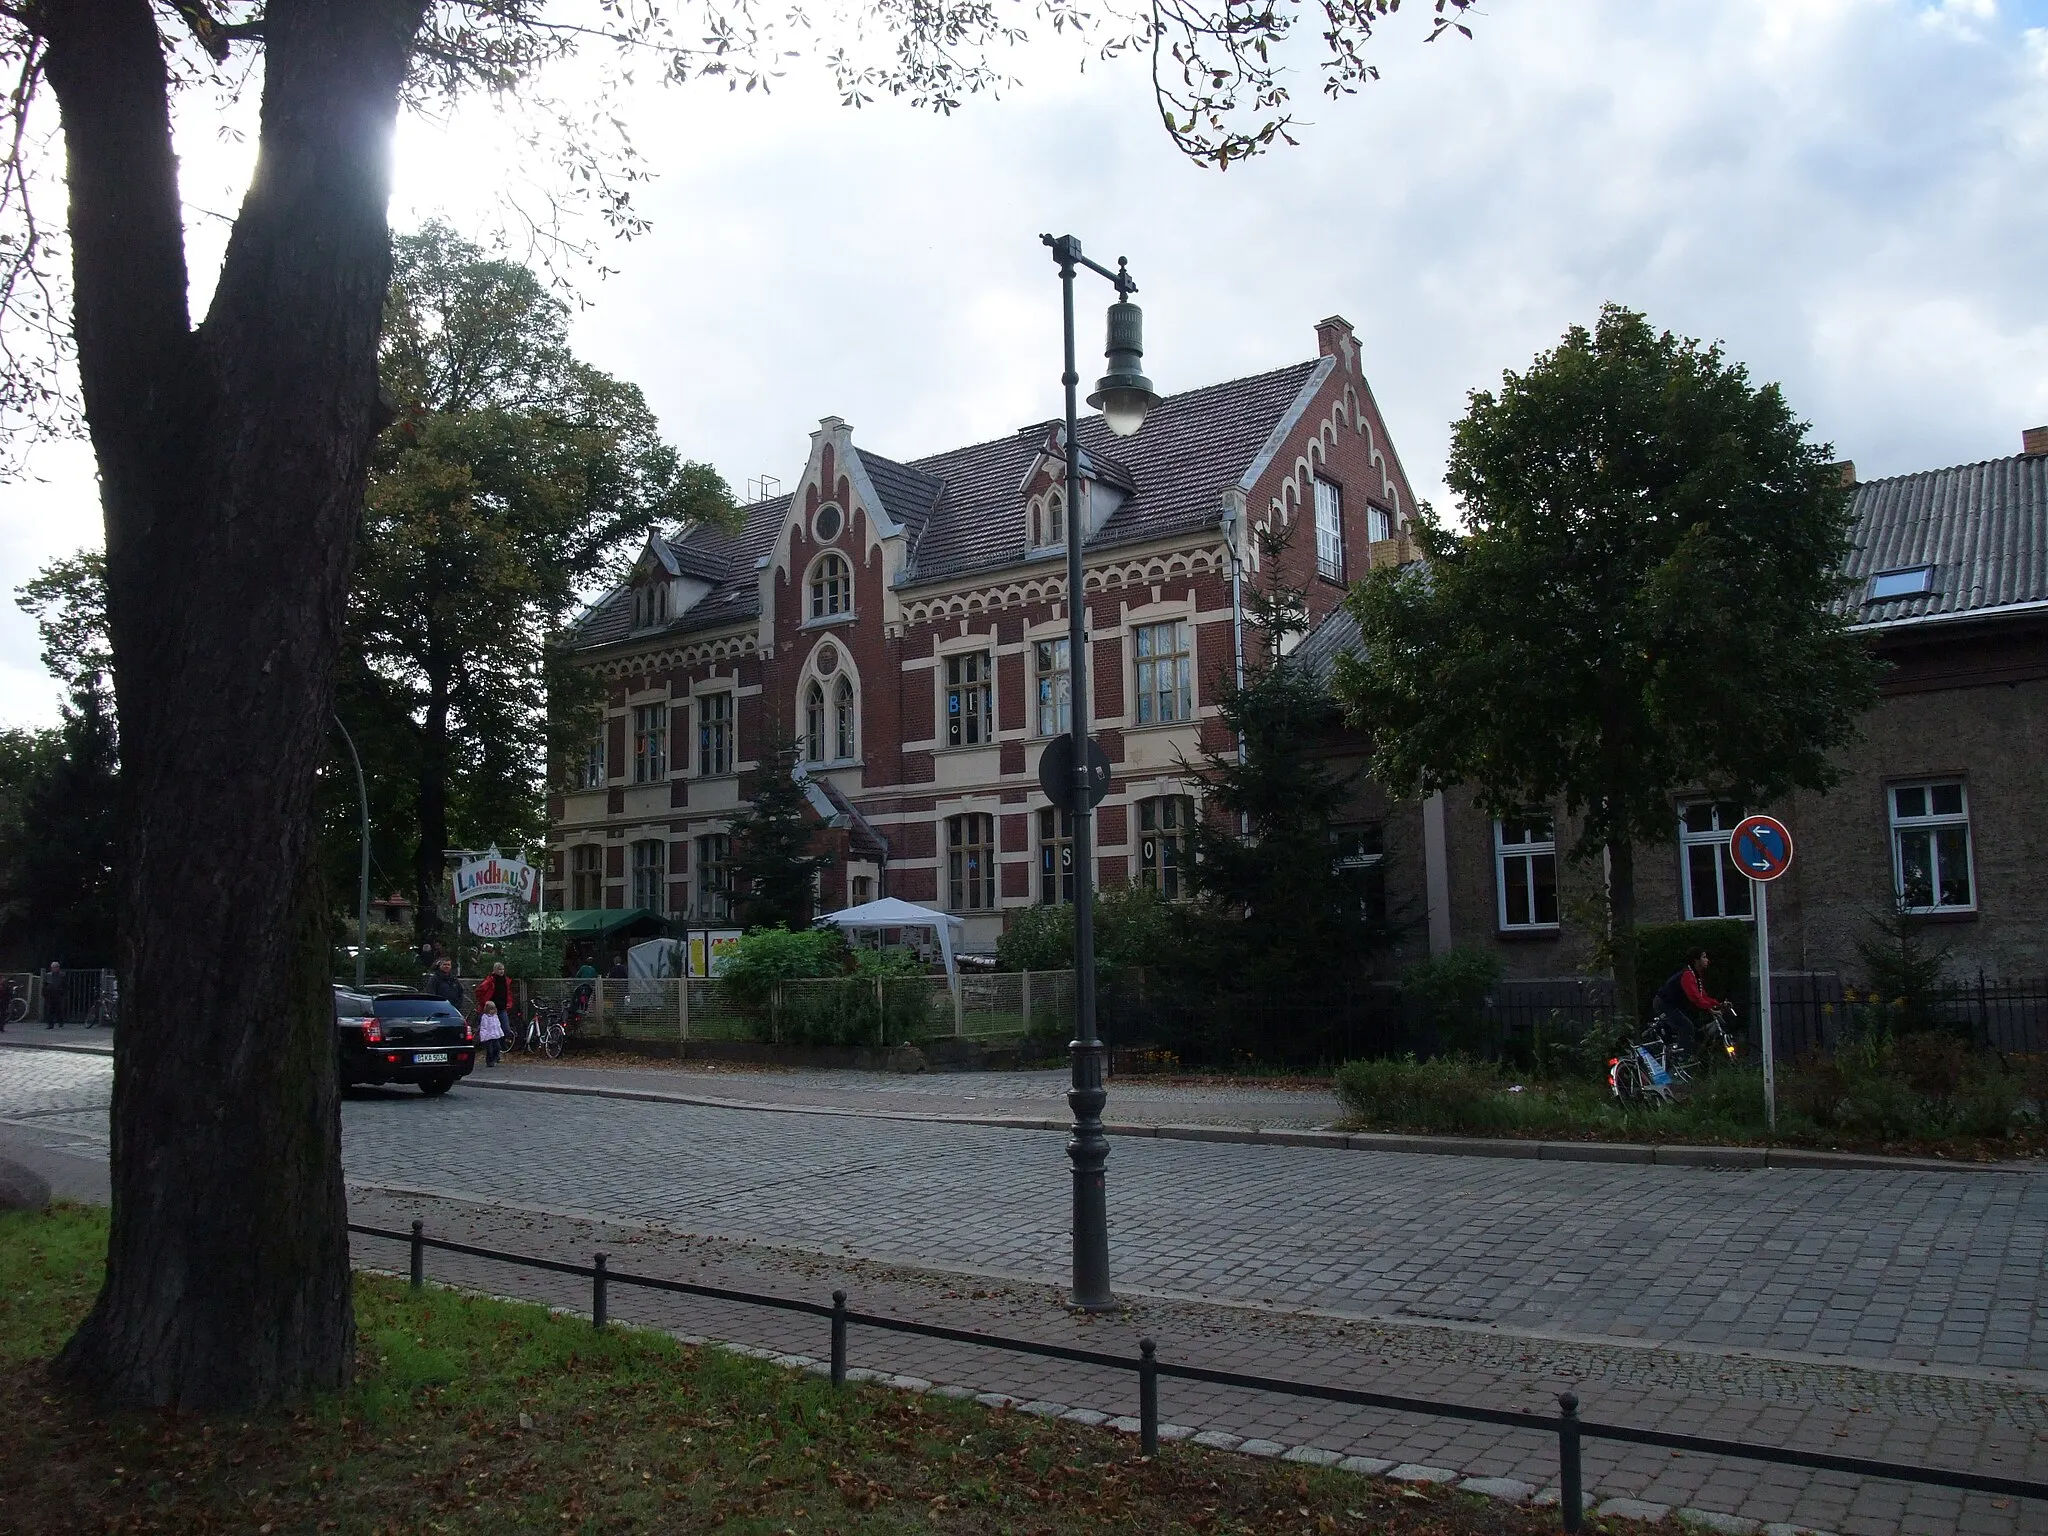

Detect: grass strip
[0, 1203, 1681, 1534]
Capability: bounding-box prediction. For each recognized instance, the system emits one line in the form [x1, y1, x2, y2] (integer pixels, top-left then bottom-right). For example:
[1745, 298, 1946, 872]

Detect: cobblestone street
[5, 1043, 2045, 1534]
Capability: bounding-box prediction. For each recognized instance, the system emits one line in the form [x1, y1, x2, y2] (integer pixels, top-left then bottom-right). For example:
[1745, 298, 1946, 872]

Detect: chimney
[2023, 426, 2048, 457]
[1316, 315, 1357, 370]
[1831, 460, 1857, 487]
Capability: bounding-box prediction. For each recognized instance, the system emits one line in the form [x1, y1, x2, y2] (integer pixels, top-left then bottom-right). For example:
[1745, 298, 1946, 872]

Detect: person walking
[474, 962, 511, 1032]
[425, 956, 467, 1013]
[477, 1000, 506, 1067]
[41, 960, 63, 1028]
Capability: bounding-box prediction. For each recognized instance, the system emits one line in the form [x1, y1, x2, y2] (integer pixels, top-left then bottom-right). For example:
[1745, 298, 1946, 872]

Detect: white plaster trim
[1237, 356, 1336, 493]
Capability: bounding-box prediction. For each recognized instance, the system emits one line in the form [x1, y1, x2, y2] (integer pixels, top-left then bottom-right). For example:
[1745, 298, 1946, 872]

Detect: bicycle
[518, 1003, 567, 1059]
[1608, 1004, 1738, 1107]
[4, 995, 26, 1024]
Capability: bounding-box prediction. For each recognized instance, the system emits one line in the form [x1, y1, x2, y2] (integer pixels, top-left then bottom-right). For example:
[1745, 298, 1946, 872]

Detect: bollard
[830, 1290, 848, 1388]
[1139, 1339, 1159, 1457]
[593, 1252, 609, 1330]
[409, 1219, 424, 1290]
[1557, 1390, 1582, 1533]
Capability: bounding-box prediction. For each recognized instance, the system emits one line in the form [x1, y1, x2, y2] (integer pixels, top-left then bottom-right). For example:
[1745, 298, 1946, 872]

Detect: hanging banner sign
[453, 846, 540, 906]
[466, 896, 527, 938]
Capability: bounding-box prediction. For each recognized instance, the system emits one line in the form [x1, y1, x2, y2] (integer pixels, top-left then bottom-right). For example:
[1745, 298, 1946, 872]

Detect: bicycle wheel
[6, 997, 25, 1023]
[541, 1022, 565, 1060]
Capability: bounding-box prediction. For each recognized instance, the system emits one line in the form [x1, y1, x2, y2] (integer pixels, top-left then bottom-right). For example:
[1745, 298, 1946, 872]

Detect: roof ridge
[1853, 451, 2047, 488]
[901, 356, 1320, 474]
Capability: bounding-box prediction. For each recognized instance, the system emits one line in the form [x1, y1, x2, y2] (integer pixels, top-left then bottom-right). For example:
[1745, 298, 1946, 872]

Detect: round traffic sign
[1729, 814, 1794, 882]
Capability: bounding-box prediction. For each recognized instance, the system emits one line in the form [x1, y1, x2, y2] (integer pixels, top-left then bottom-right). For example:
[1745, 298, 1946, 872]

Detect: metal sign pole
[1756, 876, 1776, 1135]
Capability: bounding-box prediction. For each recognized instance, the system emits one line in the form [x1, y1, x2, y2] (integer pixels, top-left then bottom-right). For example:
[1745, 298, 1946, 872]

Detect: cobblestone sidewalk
[347, 1186, 2048, 1536]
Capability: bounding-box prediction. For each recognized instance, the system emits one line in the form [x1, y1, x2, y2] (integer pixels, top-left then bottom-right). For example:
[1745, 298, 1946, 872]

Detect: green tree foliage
[0, 682, 119, 965]
[1186, 525, 1392, 998]
[728, 743, 832, 931]
[1340, 305, 1881, 1005]
[993, 884, 1183, 972]
[2, 562, 120, 966]
[344, 222, 730, 941]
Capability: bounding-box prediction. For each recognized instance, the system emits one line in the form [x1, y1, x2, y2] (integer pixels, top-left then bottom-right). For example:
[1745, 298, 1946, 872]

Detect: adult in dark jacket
[1652, 949, 1721, 1056]
[425, 956, 467, 1012]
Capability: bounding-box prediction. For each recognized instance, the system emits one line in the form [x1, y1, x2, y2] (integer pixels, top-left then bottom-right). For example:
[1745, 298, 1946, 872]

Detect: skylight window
[1868, 566, 1933, 601]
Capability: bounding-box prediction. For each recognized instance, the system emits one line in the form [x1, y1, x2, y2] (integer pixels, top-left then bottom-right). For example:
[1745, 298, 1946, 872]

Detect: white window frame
[834, 676, 856, 761]
[1367, 502, 1392, 544]
[1034, 636, 1070, 738]
[946, 813, 996, 912]
[698, 691, 733, 776]
[1678, 799, 1753, 921]
[1313, 478, 1344, 581]
[803, 681, 826, 764]
[1494, 814, 1560, 932]
[630, 838, 666, 913]
[1036, 806, 1074, 905]
[570, 844, 604, 911]
[1137, 795, 1194, 900]
[631, 702, 667, 783]
[577, 735, 606, 791]
[808, 552, 852, 621]
[944, 650, 994, 748]
[696, 832, 732, 920]
[1889, 780, 1976, 914]
[1133, 620, 1192, 726]
[1030, 489, 1066, 551]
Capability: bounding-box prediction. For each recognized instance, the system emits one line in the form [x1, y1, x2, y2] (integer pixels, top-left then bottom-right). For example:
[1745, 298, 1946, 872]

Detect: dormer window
[1031, 489, 1066, 551]
[809, 552, 851, 620]
[633, 580, 671, 631]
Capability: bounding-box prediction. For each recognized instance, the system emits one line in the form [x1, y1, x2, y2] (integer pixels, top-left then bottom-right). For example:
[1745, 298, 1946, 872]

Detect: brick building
[548, 316, 1422, 953]
[1298, 433, 2048, 984]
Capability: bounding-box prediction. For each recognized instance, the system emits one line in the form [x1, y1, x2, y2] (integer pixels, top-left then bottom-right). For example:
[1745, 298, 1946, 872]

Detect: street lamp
[1040, 233, 1161, 1312]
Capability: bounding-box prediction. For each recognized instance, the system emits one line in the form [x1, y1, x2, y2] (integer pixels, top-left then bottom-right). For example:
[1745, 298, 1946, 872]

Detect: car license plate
[413, 1052, 448, 1064]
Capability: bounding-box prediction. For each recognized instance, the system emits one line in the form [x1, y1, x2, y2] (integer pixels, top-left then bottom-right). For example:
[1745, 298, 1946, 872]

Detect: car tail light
[463, 1021, 476, 1043]
[355, 1017, 382, 1044]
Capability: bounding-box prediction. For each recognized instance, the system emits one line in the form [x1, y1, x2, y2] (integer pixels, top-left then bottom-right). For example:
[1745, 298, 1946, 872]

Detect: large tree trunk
[45, 0, 426, 1408]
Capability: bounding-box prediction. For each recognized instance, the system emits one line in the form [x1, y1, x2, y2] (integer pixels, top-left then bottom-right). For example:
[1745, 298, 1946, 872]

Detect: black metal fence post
[1139, 1339, 1159, 1456]
[831, 1290, 848, 1388]
[593, 1252, 609, 1330]
[409, 1220, 424, 1290]
[1557, 1390, 1582, 1533]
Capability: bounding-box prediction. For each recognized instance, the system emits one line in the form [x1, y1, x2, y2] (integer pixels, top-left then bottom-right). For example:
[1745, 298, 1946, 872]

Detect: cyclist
[1652, 947, 1721, 1059]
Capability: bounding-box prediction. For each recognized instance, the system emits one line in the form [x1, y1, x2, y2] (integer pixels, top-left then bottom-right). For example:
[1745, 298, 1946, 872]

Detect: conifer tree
[730, 740, 833, 931]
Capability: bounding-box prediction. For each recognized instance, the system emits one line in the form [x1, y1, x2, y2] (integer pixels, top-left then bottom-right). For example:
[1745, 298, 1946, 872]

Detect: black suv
[334, 987, 475, 1094]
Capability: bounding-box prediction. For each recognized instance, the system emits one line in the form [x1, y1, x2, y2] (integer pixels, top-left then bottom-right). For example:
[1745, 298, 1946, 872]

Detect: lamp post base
[1067, 1036, 1114, 1311]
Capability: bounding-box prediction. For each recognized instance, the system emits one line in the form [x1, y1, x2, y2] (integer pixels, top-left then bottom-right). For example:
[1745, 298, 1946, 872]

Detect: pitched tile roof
[571, 358, 1324, 649]
[1845, 451, 2048, 630]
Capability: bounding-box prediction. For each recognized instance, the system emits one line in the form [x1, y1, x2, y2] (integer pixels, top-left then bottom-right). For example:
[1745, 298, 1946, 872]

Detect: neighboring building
[1300, 432, 2048, 983]
[548, 317, 1423, 952]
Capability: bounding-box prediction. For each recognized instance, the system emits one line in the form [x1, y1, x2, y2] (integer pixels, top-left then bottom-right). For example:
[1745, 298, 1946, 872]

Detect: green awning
[542, 908, 664, 937]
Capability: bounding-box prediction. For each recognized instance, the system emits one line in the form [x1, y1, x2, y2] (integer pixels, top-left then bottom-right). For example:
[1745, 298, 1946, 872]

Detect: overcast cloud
[1, 0, 2044, 723]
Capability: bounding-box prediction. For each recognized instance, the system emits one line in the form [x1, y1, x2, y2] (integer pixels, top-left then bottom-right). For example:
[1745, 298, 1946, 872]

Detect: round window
[816, 643, 839, 675]
[813, 504, 843, 542]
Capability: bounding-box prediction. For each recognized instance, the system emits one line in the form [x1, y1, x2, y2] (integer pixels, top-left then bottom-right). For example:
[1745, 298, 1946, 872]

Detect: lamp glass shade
[1091, 384, 1154, 438]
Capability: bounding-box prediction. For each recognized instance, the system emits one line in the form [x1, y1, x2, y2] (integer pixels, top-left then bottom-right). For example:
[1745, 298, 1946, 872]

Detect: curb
[0, 1036, 112, 1057]
[459, 1072, 2033, 1175]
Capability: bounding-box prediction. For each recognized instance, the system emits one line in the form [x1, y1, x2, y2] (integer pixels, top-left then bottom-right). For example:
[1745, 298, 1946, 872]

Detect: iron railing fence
[6, 968, 118, 1028]
[353, 1218, 2048, 1535]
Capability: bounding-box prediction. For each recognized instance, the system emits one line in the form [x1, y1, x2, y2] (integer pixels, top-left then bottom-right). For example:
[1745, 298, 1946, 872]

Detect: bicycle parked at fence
[1608, 1003, 1739, 1106]
[518, 1003, 568, 1059]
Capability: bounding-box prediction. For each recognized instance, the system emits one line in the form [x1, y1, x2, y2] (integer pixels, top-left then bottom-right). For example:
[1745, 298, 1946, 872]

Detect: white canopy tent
[817, 897, 965, 991]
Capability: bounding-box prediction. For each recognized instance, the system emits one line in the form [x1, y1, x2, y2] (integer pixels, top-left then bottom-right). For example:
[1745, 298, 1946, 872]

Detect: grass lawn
[0, 1204, 1670, 1535]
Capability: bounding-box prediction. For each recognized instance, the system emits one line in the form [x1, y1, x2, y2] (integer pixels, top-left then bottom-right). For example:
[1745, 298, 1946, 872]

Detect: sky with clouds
[1, 0, 2044, 725]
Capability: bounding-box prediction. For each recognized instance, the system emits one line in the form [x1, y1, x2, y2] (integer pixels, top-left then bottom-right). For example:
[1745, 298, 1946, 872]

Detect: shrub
[994, 885, 1190, 974]
[1400, 948, 1504, 1057]
[716, 927, 848, 1018]
[995, 903, 1072, 972]
[1891, 1031, 1969, 1103]
[1838, 1073, 1923, 1143]
[1954, 1062, 2021, 1138]
[1783, 1055, 1847, 1127]
[1334, 1055, 1503, 1128]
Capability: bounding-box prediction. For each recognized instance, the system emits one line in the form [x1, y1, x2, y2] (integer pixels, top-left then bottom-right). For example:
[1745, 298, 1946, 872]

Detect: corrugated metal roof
[1845, 452, 2048, 629]
[570, 359, 1324, 649]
